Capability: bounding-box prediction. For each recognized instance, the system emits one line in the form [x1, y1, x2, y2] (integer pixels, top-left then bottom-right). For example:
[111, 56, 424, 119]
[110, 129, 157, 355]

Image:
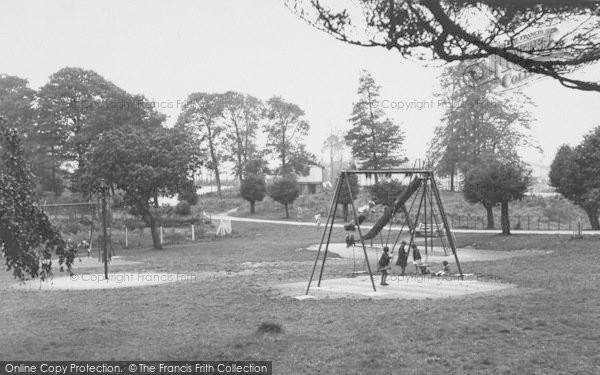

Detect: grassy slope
[230, 188, 587, 227]
[2, 222, 600, 374]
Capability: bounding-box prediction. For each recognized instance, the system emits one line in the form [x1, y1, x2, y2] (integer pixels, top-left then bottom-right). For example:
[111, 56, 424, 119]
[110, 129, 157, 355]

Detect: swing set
[306, 168, 464, 294]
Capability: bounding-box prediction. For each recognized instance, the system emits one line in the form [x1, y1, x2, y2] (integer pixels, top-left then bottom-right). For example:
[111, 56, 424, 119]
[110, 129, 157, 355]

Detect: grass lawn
[2, 222, 600, 374]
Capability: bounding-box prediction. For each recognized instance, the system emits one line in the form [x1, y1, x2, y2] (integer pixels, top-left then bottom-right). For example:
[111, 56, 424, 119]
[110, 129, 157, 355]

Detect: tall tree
[74, 125, 202, 249]
[287, 1, 600, 92]
[0, 119, 74, 281]
[176, 93, 224, 198]
[220, 92, 262, 185]
[322, 132, 345, 183]
[37, 67, 123, 168]
[346, 70, 406, 181]
[430, 64, 536, 184]
[0, 74, 54, 192]
[35, 67, 163, 196]
[550, 129, 600, 230]
[0, 74, 36, 137]
[463, 159, 531, 234]
[263, 96, 315, 176]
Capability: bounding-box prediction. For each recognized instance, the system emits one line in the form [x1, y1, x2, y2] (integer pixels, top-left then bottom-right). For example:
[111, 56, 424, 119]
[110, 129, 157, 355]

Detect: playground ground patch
[278, 274, 517, 300]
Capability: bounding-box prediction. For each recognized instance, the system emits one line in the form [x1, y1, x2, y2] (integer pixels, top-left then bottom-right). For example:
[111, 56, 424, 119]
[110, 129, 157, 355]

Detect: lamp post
[99, 178, 109, 280]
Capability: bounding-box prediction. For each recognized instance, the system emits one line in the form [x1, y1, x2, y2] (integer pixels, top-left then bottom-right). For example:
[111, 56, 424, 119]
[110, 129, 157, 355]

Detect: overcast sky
[2, 0, 600, 172]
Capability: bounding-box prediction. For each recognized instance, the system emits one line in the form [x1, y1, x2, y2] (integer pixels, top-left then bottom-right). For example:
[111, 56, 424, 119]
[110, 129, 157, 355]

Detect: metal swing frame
[306, 168, 464, 294]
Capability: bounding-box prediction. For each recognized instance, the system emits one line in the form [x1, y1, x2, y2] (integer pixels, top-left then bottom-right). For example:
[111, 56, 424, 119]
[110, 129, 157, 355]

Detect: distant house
[297, 164, 324, 195]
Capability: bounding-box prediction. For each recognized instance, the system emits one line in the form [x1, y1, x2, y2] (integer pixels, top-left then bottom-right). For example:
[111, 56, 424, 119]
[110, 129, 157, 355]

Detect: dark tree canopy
[286, 0, 600, 92]
[550, 128, 600, 229]
[463, 159, 531, 234]
[346, 70, 406, 174]
[263, 96, 315, 176]
[0, 120, 74, 281]
[429, 64, 535, 182]
[369, 179, 406, 208]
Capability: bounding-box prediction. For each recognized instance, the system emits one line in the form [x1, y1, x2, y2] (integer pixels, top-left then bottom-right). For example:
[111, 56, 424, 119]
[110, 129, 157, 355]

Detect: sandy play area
[287, 242, 539, 299]
[278, 274, 516, 300]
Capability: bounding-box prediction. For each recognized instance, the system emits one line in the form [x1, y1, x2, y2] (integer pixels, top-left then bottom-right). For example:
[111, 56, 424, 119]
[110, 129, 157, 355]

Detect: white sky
[1, 0, 599, 174]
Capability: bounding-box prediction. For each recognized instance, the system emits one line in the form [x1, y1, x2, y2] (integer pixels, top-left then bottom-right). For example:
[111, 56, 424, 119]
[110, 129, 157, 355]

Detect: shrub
[178, 179, 199, 205]
[268, 175, 300, 218]
[175, 201, 191, 216]
[240, 174, 266, 214]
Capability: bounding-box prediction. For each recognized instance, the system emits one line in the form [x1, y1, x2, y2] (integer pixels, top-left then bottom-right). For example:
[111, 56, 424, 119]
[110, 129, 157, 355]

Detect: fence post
[569, 217, 572, 231]
[527, 215, 530, 230]
[125, 227, 128, 249]
[160, 226, 164, 244]
[191, 224, 195, 241]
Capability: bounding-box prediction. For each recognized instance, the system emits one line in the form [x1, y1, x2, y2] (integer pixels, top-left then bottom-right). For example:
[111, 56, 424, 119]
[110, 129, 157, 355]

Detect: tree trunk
[584, 205, 600, 230]
[153, 192, 159, 208]
[501, 201, 510, 235]
[139, 204, 162, 249]
[450, 163, 455, 192]
[284, 203, 290, 218]
[207, 124, 222, 199]
[250, 201, 255, 214]
[484, 203, 494, 229]
[343, 203, 349, 222]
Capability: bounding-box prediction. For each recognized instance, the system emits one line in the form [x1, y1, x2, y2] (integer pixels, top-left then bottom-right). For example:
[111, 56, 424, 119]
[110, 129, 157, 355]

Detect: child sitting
[435, 260, 450, 276]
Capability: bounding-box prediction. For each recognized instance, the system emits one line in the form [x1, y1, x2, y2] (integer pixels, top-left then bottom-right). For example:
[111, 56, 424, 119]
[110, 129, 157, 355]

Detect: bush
[268, 175, 300, 218]
[175, 201, 191, 216]
[178, 179, 199, 205]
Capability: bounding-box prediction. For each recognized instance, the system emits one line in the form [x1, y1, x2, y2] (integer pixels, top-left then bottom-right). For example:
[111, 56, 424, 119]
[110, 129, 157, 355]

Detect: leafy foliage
[550, 128, 600, 229]
[463, 159, 531, 234]
[220, 91, 262, 183]
[429, 64, 535, 180]
[175, 201, 192, 216]
[74, 125, 203, 249]
[0, 120, 74, 281]
[178, 179, 199, 206]
[287, 0, 600, 92]
[346, 71, 406, 172]
[263, 96, 315, 175]
[368, 179, 405, 208]
[268, 175, 300, 218]
[176, 92, 224, 198]
[240, 174, 266, 214]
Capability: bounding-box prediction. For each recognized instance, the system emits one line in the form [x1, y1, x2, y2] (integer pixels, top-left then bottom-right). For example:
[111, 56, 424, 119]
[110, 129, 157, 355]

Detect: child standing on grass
[314, 213, 321, 229]
[378, 246, 392, 286]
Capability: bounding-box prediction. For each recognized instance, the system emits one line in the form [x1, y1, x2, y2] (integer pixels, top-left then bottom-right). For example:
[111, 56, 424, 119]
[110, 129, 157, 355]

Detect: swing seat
[415, 223, 445, 237]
